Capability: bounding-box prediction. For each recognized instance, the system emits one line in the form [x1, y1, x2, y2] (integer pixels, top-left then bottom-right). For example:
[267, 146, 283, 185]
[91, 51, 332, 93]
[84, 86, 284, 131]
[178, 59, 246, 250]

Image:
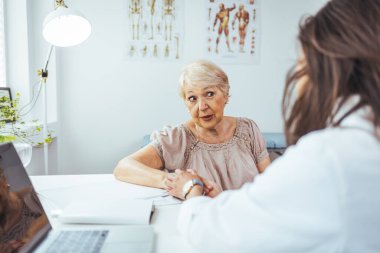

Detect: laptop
[0, 142, 155, 253]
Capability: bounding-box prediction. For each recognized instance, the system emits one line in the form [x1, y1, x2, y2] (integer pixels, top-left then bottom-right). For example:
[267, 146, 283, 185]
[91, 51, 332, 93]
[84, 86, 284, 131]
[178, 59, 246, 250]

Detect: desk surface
[31, 174, 200, 253]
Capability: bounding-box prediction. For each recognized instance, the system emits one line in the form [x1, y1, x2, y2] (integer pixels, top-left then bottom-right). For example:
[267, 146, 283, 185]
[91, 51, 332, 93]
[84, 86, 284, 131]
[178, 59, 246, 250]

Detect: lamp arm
[44, 44, 54, 72]
[38, 44, 54, 80]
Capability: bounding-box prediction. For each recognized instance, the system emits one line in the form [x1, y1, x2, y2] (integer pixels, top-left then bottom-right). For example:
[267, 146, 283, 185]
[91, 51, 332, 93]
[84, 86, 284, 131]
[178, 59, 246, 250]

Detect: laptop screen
[0, 143, 52, 253]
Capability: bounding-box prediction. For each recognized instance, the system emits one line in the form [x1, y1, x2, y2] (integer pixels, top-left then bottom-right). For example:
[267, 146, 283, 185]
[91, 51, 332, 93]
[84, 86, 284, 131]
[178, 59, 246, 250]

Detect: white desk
[30, 174, 200, 253]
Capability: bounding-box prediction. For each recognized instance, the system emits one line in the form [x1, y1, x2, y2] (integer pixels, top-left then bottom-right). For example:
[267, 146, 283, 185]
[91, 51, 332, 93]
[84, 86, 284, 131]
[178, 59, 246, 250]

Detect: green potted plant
[0, 92, 52, 144]
[0, 92, 52, 166]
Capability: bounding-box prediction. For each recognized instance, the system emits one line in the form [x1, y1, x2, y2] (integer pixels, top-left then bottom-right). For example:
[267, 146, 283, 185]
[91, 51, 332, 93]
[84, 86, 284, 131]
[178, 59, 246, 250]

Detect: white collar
[332, 95, 375, 133]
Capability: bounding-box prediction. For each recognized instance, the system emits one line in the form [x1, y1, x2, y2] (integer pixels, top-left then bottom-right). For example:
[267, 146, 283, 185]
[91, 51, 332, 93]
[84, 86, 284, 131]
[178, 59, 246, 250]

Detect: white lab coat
[177, 99, 380, 253]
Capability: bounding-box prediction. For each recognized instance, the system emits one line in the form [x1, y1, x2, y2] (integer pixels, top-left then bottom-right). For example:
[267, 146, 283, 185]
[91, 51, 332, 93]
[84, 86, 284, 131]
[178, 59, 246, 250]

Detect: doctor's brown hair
[282, 0, 380, 145]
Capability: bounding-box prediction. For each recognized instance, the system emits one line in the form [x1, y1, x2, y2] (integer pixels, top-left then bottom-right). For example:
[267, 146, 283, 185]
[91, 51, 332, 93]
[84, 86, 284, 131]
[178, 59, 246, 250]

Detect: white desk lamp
[39, 0, 91, 174]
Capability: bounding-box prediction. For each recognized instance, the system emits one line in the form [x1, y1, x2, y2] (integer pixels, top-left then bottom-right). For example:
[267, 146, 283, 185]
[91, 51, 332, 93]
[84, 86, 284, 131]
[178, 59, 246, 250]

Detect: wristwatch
[182, 179, 204, 199]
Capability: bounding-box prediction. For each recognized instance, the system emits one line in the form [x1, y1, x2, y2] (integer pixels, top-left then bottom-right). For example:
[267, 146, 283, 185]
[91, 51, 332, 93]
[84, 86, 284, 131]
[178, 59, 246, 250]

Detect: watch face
[192, 179, 204, 188]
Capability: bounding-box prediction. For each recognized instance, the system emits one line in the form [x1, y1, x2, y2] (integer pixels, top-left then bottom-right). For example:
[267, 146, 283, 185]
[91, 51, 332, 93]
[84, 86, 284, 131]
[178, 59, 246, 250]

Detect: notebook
[0, 142, 154, 253]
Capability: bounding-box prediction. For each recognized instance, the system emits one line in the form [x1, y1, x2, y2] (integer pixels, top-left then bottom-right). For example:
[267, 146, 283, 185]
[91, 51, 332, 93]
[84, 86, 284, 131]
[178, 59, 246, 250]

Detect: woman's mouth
[200, 115, 214, 121]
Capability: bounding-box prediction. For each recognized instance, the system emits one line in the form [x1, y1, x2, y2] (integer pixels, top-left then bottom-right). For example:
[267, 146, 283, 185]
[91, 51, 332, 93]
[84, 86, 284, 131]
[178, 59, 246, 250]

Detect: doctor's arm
[177, 140, 340, 253]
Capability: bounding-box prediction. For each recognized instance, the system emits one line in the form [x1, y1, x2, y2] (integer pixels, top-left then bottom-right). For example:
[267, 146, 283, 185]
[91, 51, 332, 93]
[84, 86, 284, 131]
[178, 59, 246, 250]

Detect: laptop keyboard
[45, 230, 109, 253]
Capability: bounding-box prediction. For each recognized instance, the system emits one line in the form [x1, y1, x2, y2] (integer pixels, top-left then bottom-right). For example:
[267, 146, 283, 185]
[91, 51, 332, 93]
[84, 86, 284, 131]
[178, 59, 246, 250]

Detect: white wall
[14, 0, 326, 175]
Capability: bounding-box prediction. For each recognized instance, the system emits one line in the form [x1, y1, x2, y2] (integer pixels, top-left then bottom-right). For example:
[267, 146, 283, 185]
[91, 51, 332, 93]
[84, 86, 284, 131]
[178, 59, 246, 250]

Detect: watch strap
[183, 179, 204, 199]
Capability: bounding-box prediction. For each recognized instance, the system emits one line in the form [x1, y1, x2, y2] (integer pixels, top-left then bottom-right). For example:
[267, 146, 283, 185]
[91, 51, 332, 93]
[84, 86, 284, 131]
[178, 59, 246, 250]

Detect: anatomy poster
[206, 0, 261, 64]
[126, 0, 184, 61]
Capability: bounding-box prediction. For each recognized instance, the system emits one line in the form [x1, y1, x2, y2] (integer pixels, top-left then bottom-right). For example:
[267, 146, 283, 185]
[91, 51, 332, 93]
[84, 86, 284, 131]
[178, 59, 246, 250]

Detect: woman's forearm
[113, 157, 167, 189]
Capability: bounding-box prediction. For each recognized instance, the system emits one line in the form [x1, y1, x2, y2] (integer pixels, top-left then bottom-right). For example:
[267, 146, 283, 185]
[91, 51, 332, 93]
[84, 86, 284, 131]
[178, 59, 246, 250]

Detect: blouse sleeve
[150, 125, 188, 172]
[245, 118, 269, 163]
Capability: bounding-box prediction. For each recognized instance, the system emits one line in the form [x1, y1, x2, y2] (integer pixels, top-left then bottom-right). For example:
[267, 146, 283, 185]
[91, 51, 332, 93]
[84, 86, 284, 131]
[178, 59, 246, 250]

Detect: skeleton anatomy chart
[206, 0, 260, 64]
[127, 0, 183, 60]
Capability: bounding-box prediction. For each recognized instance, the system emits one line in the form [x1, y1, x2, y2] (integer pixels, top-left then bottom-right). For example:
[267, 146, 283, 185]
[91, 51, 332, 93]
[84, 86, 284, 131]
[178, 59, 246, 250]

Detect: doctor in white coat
[169, 0, 380, 252]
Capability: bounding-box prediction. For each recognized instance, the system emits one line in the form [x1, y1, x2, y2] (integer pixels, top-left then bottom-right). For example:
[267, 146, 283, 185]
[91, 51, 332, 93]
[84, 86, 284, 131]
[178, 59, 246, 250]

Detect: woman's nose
[198, 100, 208, 111]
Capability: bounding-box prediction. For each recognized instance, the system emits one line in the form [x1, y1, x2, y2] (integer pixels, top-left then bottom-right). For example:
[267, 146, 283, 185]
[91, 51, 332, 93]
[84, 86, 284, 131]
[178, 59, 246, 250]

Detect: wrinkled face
[183, 85, 228, 130]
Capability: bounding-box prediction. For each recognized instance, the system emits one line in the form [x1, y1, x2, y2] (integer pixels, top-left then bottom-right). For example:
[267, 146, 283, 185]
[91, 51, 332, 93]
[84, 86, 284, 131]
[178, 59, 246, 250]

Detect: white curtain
[0, 0, 6, 87]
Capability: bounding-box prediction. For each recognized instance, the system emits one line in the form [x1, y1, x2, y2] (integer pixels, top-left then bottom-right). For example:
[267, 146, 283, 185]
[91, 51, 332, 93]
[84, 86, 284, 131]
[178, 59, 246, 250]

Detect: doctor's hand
[201, 178, 222, 198]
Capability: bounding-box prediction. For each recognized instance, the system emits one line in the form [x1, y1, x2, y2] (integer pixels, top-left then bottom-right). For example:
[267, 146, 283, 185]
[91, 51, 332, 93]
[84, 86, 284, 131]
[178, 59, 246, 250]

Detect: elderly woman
[114, 60, 271, 196]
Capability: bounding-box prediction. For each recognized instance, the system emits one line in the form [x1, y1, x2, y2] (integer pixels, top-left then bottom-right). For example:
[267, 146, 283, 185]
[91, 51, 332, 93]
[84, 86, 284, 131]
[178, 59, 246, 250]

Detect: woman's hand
[165, 169, 222, 199]
[186, 169, 222, 198]
[165, 169, 203, 200]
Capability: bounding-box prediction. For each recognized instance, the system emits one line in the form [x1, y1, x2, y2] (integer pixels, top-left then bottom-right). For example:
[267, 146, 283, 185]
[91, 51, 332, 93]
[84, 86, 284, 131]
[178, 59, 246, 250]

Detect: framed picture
[0, 87, 14, 123]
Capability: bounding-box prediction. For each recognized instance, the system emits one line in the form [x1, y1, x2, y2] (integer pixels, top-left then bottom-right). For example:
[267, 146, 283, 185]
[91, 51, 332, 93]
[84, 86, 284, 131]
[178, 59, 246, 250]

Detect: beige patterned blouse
[150, 117, 268, 190]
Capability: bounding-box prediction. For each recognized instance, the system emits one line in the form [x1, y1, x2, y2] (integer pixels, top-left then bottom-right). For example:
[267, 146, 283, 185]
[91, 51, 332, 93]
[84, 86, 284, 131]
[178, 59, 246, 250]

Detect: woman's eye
[206, 91, 214, 97]
[188, 96, 196, 102]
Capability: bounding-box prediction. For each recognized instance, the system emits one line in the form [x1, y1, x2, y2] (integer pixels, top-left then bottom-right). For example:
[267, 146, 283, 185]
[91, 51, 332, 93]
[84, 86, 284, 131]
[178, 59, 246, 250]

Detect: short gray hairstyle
[178, 60, 230, 99]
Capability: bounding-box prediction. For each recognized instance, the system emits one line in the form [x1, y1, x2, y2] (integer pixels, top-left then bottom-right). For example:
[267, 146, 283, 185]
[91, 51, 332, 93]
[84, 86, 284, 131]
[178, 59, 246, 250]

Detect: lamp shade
[43, 6, 91, 47]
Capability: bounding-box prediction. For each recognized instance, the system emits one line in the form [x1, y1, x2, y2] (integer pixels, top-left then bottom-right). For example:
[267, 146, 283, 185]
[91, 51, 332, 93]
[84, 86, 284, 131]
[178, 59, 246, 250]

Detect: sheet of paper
[40, 182, 164, 207]
[59, 199, 154, 225]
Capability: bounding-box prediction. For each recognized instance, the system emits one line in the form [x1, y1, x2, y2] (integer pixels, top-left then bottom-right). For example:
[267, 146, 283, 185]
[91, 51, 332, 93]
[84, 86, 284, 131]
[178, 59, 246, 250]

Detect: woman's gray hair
[178, 60, 230, 99]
